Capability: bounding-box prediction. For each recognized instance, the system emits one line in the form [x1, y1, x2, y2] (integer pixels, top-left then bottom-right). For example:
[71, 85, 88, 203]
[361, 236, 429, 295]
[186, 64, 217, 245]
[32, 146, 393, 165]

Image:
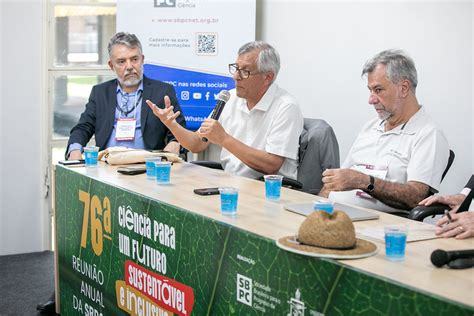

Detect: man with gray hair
[147, 41, 304, 179]
[39, 32, 186, 314]
[66, 32, 186, 160]
[320, 49, 449, 215]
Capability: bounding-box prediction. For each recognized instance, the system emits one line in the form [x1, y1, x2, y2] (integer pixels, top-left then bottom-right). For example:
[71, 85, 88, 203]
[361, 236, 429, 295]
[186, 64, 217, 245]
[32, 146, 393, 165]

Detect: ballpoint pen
[444, 209, 452, 223]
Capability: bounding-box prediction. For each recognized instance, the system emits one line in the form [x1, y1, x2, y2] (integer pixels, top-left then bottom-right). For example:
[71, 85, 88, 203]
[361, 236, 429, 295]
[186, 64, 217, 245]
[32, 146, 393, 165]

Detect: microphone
[447, 258, 474, 269]
[202, 90, 231, 142]
[430, 249, 474, 267]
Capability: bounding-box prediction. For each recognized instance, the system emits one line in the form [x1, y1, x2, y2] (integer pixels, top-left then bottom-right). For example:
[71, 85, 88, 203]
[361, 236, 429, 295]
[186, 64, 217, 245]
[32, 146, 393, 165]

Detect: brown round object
[298, 210, 356, 249]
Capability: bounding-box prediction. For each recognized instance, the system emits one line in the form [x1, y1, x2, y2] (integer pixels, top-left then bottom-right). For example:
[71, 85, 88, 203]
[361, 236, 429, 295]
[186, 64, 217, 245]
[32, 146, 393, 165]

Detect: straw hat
[277, 210, 378, 259]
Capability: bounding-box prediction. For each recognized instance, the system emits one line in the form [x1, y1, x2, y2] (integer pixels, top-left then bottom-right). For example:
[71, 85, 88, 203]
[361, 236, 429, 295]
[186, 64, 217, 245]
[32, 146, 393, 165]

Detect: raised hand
[146, 96, 181, 127]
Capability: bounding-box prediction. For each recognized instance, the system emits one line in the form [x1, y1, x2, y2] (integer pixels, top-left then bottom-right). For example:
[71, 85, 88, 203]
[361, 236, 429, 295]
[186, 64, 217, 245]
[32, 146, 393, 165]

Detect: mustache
[374, 103, 386, 111]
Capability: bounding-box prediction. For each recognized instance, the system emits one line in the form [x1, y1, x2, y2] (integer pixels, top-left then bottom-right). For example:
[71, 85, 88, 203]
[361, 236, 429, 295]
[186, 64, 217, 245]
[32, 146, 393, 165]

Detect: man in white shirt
[320, 49, 449, 214]
[147, 41, 304, 179]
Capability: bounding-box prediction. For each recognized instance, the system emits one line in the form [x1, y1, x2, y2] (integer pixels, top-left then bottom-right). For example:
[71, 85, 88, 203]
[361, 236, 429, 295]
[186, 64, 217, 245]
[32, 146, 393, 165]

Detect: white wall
[259, 0, 473, 194]
[0, 0, 48, 255]
[0, 1, 3, 248]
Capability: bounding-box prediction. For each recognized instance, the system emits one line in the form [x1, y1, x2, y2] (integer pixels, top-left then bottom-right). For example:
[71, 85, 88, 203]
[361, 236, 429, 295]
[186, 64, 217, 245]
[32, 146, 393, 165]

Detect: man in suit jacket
[66, 32, 185, 160]
[39, 32, 186, 315]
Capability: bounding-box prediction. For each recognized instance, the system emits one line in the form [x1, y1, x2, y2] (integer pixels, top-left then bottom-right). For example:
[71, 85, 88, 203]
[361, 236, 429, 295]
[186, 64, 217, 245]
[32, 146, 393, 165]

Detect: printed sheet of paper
[356, 222, 439, 243]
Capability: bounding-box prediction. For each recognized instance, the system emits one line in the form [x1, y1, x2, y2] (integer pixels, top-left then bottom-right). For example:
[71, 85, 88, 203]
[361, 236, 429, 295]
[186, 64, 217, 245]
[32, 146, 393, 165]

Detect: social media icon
[181, 91, 190, 100]
[193, 92, 202, 100]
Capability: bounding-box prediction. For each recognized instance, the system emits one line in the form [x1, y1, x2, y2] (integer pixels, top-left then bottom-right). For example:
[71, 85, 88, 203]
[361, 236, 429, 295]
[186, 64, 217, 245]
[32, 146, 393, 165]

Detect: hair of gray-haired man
[107, 32, 143, 58]
[361, 49, 418, 93]
[238, 41, 280, 83]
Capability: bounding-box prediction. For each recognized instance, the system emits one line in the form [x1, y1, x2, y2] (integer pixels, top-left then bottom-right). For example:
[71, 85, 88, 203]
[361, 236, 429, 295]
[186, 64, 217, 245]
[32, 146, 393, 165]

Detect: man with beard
[38, 32, 185, 314]
[320, 49, 449, 215]
[66, 32, 185, 160]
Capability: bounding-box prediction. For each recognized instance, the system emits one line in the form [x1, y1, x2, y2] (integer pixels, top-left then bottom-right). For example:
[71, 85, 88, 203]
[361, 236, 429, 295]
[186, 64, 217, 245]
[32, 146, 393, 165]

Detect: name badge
[115, 118, 136, 141]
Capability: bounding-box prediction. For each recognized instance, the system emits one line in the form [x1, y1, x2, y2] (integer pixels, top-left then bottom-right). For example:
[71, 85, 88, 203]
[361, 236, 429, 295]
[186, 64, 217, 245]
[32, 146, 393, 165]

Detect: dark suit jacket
[466, 175, 474, 190]
[66, 76, 185, 156]
[460, 174, 474, 211]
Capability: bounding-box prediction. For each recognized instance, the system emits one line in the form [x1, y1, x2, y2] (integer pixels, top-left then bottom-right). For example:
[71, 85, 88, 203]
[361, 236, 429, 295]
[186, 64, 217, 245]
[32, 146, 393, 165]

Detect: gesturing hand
[146, 96, 180, 127]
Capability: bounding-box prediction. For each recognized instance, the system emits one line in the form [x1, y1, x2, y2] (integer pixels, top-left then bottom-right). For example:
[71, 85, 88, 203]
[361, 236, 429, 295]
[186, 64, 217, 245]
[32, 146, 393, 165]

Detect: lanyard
[117, 90, 142, 117]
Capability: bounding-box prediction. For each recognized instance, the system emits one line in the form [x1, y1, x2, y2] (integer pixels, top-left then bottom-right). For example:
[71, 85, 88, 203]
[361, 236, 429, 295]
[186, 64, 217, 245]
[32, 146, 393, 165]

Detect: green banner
[55, 166, 473, 315]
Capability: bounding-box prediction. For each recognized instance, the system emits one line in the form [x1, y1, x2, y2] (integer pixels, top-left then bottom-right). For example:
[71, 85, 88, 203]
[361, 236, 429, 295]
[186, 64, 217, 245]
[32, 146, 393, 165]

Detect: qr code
[196, 33, 217, 55]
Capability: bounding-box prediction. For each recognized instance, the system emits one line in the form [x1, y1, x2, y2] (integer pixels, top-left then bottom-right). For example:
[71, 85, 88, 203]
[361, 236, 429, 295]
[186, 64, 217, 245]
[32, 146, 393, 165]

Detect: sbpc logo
[154, 0, 176, 7]
[237, 273, 252, 307]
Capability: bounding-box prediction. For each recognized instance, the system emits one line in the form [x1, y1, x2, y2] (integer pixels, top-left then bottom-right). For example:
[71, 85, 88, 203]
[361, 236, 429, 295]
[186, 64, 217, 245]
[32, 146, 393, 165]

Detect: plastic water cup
[384, 225, 408, 261]
[84, 146, 99, 167]
[146, 157, 161, 179]
[264, 175, 283, 200]
[155, 161, 172, 184]
[219, 187, 239, 215]
[313, 199, 334, 214]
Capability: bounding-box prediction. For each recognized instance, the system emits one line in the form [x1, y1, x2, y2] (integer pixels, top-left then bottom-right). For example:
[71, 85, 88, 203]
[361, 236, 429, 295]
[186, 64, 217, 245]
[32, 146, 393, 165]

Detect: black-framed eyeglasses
[228, 63, 259, 79]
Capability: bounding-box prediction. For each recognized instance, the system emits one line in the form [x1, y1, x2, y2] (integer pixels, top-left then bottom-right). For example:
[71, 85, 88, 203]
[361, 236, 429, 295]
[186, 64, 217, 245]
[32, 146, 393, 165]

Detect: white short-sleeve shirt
[330, 107, 449, 213]
[218, 84, 304, 179]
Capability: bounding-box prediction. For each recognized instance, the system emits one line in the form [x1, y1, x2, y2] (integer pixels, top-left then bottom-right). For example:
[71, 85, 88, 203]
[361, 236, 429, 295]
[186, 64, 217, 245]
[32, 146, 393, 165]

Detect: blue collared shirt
[68, 82, 145, 156]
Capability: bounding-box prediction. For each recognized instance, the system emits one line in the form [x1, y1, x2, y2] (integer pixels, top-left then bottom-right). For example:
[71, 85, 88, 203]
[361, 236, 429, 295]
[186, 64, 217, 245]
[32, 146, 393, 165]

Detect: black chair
[408, 150, 456, 221]
[191, 118, 340, 195]
[191, 160, 223, 170]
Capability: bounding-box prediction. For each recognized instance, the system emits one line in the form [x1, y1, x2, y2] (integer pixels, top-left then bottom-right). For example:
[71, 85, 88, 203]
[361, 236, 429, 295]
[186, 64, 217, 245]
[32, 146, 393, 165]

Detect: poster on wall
[117, 0, 256, 130]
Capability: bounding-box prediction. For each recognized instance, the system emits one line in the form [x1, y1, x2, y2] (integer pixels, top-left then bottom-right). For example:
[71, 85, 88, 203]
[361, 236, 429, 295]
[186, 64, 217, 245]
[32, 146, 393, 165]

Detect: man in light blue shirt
[39, 32, 186, 314]
[66, 32, 186, 160]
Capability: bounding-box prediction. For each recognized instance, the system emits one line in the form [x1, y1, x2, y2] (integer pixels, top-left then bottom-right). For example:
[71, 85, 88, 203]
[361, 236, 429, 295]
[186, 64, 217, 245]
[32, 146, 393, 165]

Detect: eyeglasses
[228, 63, 259, 79]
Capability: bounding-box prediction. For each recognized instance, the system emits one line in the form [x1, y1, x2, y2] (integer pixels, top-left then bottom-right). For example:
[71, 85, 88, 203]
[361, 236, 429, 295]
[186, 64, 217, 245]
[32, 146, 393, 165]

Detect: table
[54, 162, 474, 315]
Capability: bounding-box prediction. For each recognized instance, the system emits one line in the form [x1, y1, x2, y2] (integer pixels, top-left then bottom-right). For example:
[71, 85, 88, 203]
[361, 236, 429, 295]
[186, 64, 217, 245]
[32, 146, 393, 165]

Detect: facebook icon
[205, 92, 210, 101]
[154, 0, 176, 7]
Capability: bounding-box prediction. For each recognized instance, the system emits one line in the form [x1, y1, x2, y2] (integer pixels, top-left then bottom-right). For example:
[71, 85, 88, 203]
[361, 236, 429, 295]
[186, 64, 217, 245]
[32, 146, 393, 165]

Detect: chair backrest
[406, 149, 456, 221]
[297, 118, 340, 194]
[441, 149, 455, 182]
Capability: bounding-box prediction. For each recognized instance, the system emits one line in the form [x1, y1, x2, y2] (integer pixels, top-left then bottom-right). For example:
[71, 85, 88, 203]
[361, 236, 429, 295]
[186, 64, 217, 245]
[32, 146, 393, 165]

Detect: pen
[444, 209, 452, 223]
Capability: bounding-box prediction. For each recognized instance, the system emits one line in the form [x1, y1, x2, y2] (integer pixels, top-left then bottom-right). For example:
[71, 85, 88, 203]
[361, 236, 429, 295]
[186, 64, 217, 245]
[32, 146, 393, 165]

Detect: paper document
[356, 222, 439, 243]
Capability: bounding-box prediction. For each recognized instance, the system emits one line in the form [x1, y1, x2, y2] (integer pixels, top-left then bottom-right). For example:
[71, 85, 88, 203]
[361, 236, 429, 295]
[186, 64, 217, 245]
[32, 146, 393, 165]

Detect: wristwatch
[366, 175, 375, 192]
